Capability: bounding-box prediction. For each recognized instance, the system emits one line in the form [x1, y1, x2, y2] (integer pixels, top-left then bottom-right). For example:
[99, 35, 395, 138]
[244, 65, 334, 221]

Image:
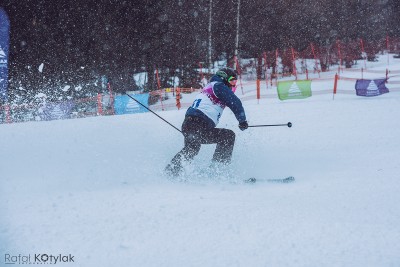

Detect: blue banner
[355, 79, 389, 97]
[114, 93, 149, 115]
[0, 8, 10, 102]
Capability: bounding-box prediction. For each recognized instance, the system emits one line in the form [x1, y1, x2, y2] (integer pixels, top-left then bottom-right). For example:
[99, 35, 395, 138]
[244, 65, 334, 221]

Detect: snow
[62, 85, 71, 92]
[1, 56, 400, 266]
[38, 63, 44, 73]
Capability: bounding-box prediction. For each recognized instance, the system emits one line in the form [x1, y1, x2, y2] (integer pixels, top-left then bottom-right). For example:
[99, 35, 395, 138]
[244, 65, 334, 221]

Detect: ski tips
[244, 177, 257, 183]
[244, 176, 295, 184]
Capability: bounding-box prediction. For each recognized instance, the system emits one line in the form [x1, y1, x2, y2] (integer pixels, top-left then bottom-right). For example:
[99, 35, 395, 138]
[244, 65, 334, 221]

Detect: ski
[244, 176, 295, 184]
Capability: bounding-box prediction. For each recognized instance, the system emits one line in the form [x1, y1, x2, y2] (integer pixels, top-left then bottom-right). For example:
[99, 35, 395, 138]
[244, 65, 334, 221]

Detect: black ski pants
[170, 115, 236, 168]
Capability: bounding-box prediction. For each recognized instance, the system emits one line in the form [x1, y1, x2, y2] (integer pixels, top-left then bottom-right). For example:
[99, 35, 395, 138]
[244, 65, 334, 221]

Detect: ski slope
[1, 56, 400, 266]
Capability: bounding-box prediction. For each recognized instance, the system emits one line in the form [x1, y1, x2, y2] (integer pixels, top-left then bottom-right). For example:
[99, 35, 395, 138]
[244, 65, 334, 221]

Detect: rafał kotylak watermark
[4, 253, 75, 265]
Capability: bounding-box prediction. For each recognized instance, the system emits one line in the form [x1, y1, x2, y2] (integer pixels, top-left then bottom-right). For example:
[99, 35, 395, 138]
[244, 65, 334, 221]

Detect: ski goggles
[228, 76, 237, 92]
[228, 76, 237, 82]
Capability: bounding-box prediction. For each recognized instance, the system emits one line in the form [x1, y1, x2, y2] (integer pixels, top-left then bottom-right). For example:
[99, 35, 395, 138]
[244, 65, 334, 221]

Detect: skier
[165, 67, 248, 177]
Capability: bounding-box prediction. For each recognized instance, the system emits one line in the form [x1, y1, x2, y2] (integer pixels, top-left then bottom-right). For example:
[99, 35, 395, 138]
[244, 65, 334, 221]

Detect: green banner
[277, 80, 312, 100]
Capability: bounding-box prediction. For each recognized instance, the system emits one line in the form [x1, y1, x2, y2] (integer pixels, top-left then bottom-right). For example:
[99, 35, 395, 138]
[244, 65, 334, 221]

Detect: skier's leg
[166, 143, 200, 176]
[212, 128, 235, 163]
[198, 128, 236, 164]
[179, 116, 204, 161]
[165, 117, 202, 176]
[169, 134, 201, 167]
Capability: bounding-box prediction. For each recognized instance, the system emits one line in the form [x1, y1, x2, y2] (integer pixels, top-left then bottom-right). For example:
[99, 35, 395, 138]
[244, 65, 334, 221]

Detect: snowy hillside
[1, 56, 400, 266]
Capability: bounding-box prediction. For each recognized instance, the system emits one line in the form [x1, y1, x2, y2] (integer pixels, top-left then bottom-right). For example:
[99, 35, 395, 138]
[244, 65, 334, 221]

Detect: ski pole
[248, 122, 292, 128]
[124, 93, 182, 133]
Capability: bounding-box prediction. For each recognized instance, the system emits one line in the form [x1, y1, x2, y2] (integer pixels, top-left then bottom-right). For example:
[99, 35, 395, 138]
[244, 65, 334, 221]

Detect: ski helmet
[216, 67, 238, 88]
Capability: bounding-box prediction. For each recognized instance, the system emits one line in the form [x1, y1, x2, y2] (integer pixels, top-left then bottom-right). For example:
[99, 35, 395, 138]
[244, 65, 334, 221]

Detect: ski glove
[238, 121, 248, 131]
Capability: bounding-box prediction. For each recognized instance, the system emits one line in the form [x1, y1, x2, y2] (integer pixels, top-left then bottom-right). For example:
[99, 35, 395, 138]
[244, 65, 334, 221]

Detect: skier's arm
[213, 82, 247, 123]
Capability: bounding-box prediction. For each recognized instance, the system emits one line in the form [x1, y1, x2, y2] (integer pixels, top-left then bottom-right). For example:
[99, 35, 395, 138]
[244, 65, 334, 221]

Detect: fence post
[176, 87, 181, 110]
[333, 73, 338, 100]
[97, 93, 103, 115]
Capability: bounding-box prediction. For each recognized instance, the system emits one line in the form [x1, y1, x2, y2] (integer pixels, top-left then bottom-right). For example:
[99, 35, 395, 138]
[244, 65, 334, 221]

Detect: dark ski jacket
[185, 75, 247, 128]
